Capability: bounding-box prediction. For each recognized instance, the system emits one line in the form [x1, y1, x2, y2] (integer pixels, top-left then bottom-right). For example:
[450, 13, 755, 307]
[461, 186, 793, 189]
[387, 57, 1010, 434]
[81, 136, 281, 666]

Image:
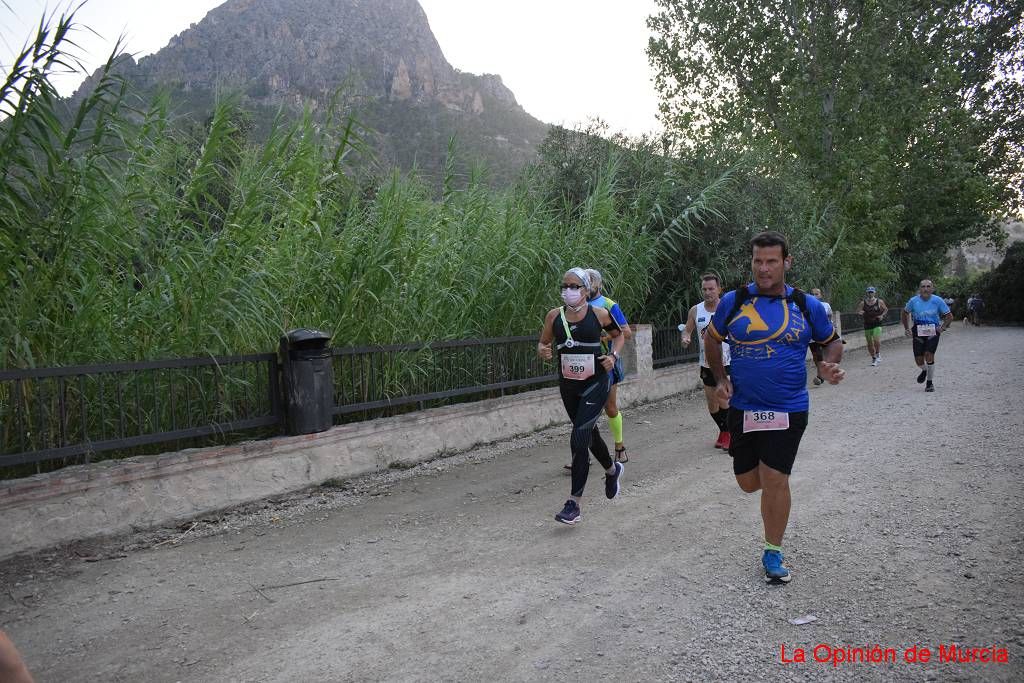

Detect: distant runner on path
[855, 286, 889, 366]
[809, 288, 833, 323]
[901, 279, 953, 393]
[705, 231, 844, 584]
[680, 273, 732, 450]
[537, 268, 625, 525]
[967, 293, 985, 327]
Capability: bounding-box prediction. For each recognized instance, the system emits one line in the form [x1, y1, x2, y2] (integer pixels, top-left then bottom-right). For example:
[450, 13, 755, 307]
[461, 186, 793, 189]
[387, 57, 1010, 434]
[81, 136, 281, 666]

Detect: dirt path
[2, 326, 1022, 682]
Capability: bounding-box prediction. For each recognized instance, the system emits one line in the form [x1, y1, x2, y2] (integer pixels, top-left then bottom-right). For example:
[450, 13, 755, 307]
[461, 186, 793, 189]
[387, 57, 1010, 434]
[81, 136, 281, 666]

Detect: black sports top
[551, 305, 607, 380]
[862, 299, 883, 327]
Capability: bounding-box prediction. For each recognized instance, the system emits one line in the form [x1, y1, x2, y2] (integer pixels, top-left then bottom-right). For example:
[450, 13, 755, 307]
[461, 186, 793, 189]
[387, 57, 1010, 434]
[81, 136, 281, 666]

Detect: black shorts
[728, 408, 808, 476]
[699, 365, 730, 387]
[911, 327, 941, 356]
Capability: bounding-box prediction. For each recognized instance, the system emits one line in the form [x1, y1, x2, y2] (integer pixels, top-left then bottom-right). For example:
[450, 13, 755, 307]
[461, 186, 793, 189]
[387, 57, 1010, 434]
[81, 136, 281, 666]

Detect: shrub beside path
[2, 326, 1022, 681]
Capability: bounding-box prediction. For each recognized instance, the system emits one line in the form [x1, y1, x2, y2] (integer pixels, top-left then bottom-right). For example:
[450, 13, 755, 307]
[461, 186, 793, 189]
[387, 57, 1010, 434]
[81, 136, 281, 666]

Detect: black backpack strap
[726, 285, 751, 327]
[790, 288, 810, 320]
[792, 288, 820, 345]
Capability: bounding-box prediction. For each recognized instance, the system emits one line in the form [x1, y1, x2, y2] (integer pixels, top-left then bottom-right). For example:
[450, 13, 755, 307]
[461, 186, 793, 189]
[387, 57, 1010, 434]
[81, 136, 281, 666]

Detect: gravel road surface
[2, 326, 1022, 681]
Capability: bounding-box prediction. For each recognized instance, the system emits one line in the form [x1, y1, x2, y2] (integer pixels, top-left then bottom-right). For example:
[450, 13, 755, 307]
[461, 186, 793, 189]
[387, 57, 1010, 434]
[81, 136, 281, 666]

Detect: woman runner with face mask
[537, 268, 626, 524]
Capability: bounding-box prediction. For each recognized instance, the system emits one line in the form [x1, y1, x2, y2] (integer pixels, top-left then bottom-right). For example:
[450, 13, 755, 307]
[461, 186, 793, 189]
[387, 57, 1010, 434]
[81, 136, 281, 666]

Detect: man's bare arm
[822, 338, 843, 365]
[680, 305, 697, 346]
[817, 338, 846, 384]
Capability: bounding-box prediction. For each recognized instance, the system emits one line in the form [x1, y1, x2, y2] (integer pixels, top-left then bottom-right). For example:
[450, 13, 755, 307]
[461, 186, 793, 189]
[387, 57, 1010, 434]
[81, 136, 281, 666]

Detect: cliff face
[946, 221, 1024, 276]
[80, 0, 547, 183]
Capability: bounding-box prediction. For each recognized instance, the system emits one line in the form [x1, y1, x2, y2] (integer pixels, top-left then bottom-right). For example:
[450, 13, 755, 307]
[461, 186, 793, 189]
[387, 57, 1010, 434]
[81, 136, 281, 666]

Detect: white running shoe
[871, 357, 879, 367]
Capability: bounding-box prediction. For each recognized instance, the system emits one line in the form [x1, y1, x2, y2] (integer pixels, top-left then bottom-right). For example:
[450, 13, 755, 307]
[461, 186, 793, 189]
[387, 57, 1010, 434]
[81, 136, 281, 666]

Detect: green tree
[647, 0, 1023, 298]
[527, 124, 843, 319]
[976, 241, 1024, 322]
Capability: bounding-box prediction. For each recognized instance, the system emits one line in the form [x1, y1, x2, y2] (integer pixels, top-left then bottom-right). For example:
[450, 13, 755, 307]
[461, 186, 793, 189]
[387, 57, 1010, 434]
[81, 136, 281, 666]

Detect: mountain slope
[78, 0, 548, 184]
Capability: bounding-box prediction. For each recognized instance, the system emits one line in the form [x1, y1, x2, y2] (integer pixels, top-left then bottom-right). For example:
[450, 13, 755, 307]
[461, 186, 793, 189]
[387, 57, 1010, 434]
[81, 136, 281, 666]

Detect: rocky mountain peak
[72, 0, 548, 185]
[130, 0, 524, 117]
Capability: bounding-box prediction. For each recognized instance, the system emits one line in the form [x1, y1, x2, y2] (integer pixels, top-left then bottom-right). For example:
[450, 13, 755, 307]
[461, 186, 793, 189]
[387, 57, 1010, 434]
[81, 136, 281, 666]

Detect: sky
[0, 0, 664, 137]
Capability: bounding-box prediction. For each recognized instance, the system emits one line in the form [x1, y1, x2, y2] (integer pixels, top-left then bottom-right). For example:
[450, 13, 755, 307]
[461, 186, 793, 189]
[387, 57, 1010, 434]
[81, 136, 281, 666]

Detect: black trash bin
[279, 328, 334, 435]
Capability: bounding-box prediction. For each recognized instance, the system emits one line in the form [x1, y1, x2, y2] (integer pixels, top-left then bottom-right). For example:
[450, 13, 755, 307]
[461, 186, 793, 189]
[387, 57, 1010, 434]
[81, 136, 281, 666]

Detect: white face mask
[561, 288, 584, 307]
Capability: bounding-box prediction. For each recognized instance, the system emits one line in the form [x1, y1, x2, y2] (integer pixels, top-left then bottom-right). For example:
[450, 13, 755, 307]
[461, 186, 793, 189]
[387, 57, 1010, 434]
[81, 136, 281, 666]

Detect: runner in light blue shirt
[900, 279, 953, 393]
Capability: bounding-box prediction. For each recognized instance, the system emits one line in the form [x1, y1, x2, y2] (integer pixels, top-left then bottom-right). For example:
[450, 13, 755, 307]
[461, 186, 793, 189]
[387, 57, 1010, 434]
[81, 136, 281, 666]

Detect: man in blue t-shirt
[900, 279, 953, 393]
[704, 231, 844, 584]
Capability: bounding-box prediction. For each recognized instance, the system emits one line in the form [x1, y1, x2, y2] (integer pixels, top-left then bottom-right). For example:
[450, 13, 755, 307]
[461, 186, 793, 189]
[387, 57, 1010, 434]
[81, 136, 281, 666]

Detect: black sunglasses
[560, 283, 584, 290]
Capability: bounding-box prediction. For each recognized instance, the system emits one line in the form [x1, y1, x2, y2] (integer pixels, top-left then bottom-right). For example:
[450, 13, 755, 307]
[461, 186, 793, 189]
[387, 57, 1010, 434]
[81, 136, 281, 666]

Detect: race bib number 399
[743, 410, 790, 433]
[560, 353, 595, 381]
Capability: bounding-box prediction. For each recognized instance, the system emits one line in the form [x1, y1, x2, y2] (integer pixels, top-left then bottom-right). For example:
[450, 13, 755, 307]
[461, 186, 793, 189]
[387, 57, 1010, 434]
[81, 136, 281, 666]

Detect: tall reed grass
[1, 11, 663, 370]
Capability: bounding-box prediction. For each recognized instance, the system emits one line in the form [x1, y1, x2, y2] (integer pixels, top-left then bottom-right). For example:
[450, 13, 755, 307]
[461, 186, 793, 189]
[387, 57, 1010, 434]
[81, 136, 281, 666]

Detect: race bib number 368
[743, 410, 790, 433]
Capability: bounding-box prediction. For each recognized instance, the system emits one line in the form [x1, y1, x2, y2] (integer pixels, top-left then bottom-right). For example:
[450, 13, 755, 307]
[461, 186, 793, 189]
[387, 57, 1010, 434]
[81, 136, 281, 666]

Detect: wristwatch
[611, 351, 620, 359]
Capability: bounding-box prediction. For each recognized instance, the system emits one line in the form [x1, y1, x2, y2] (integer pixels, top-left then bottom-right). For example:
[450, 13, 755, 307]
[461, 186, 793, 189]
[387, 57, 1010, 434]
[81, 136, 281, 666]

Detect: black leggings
[559, 373, 613, 497]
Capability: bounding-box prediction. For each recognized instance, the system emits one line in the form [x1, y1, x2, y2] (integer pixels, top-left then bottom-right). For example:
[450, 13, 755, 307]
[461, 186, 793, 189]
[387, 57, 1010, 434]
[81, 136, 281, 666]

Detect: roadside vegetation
[1, 13, 665, 369]
[648, 0, 1023, 309]
[1, 4, 1020, 477]
[3, 3, 1021, 372]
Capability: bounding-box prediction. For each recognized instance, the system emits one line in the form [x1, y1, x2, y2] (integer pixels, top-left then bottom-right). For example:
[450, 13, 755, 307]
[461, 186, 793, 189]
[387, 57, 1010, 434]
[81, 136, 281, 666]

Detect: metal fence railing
[651, 326, 700, 369]
[3, 312, 908, 477]
[1, 336, 560, 475]
[332, 336, 557, 418]
[0, 354, 282, 472]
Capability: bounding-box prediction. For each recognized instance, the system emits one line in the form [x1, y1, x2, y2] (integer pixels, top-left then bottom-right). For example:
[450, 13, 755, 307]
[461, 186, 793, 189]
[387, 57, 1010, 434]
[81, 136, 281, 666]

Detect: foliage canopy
[648, 0, 1023, 300]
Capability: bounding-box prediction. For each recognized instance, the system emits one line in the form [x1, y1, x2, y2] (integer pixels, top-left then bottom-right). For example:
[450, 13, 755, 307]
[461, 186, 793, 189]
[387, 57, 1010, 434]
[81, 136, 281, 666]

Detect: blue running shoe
[605, 461, 624, 499]
[555, 499, 580, 525]
[762, 550, 792, 584]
